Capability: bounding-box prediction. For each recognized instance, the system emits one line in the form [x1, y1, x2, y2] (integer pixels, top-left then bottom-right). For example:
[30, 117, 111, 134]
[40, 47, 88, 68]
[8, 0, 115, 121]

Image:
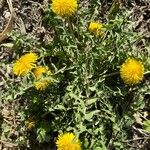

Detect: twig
[123, 137, 149, 143]
[132, 125, 150, 136]
[0, 0, 15, 43]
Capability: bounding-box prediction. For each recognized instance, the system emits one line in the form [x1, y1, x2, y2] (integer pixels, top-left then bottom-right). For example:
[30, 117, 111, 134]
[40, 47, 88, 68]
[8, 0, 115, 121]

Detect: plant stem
[103, 71, 119, 78]
[67, 18, 79, 60]
[67, 18, 76, 42]
[144, 71, 150, 75]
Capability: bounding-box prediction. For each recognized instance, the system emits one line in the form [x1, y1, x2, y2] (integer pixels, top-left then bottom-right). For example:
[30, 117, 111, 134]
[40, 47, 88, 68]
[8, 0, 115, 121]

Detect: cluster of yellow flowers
[56, 132, 81, 150]
[33, 66, 52, 90]
[12, 53, 144, 88]
[11, 1, 146, 150]
[51, 0, 103, 36]
[12, 1, 145, 90]
[50, 0, 145, 86]
[13, 52, 53, 90]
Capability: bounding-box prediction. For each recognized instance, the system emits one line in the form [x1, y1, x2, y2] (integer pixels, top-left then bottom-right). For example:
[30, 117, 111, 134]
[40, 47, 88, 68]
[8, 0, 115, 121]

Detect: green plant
[1, 0, 150, 149]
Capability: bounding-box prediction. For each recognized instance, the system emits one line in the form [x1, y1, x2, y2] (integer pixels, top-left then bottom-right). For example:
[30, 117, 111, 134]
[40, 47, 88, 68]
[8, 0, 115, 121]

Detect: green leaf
[86, 98, 98, 106]
[89, 86, 96, 91]
[54, 104, 65, 110]
[84, 110, 100, 121]
[1, 43, 14, 48]
[143, 120, 150, 132]
[95, 147, 106, 150]
[79, 124, 87, 133]
[37, 128, 46, 143]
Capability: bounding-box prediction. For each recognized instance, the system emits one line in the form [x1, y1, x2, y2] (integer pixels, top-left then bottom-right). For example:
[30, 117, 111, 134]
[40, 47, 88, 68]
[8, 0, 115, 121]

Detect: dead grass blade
[0, 0, 15, 43]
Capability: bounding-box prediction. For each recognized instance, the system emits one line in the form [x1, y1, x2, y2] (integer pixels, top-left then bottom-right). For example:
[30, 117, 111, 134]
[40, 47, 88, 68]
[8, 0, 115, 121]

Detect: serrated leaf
[54, 104, 65, 110]
[143, 120, 150, 132]
[85, 110, 100, 121]
[86, 98, 98, 106]
[95, 147, 104, 150]
[79, 124, 86, 133]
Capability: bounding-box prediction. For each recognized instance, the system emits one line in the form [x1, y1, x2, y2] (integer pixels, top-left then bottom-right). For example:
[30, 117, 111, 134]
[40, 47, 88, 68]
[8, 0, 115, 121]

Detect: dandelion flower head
[13, 53, 38, 76]
[33, 66, 49, 80]
[88, 22, 103, 36]
[25, 117, 35, 130]
[33, 66, 52, 90]
[120, 58, 144, 85]
[51, 0, 77, 17]
[34, 78, 51, 91]
[56, 132, 81, 150]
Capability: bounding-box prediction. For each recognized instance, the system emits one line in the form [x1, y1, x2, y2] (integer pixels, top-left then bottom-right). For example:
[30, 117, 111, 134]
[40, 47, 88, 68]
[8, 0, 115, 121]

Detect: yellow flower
[120, 58, 144, 85]
[33, 66, 52, 90]
[34, 78, 50, 91]
[56, 132, 81, 150]
[33, 66, 49, 80]
[88, 22, 103, 36]
[51, 0, 77, 17]
[25, 117, 35, 130]
[13, 53, 38, 76]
